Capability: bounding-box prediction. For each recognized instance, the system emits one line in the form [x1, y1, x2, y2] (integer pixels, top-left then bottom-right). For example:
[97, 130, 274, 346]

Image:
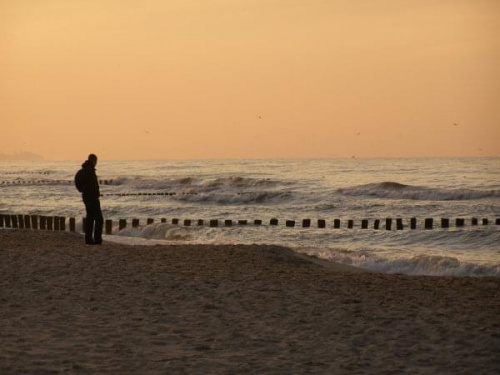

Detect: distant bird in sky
[453, 123, 459, 126]
[258, 116, 262, 120]
[356, 131, 361, 136]
[144, 130, 150, 134]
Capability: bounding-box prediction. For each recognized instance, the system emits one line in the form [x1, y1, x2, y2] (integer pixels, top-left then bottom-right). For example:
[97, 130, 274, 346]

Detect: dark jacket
[79, 160, 100, 200]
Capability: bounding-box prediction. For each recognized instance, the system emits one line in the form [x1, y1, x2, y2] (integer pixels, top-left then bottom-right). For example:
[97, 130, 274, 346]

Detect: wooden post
[361, 219, 368, 229]
[425, 218, 433, 230]
[119, 219, 126, 230]
[70, 218, 76, 232]
[471, 217, 478, 226]
[410, 218, 417, 230]
[40, 216, 46, 230]
[105, 219, 112, 235]
[334, 219, 340, 229]
[47, 216, 53, 230]
[456, 218, 465, 227]
[286, 220, 295, 228]
[385, 218, 392, 231]
[0, 214, 3, 228]
[59, 217, 65, 231]
[225, 220, 233, 227]
[147, 218, 154, 225]
[18, 215, 25, 229]
[12, 215, 18, 228]
[172, 218, 179, 225]
[184, 219, 192, 226]
[441, 218, 450, 228]
[161, 218, 167, 223]
[24, 215, 31, 229]
[396, 218, 403, 230]
[270, 218, 278, 226]
[482, 218, 489, 226]
[254, 219, 262, 226]
[31, 215, 38, 230]
[302, 219, 311, 228]
[132, 219, 139, 228]
[238, 220, 247, 225]
[374, 219, 380, 230]
[347, 220, 354, 229]
[210, 219, 218, 227]
[197, 219, 204, 226]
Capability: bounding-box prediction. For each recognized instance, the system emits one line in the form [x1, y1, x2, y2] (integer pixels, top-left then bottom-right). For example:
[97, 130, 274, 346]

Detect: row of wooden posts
[0, 179, 114, 185]
[1, 186, 267, 197]
[4, 171, 53, 175]
[1, 214, 499, 235]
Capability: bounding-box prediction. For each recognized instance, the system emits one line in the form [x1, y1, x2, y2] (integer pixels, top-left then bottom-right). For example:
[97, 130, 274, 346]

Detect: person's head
[88, 154, 98, 167]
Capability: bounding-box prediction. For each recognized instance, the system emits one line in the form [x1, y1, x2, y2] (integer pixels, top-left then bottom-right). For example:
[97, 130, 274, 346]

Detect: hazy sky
[1, 0, 499, 160]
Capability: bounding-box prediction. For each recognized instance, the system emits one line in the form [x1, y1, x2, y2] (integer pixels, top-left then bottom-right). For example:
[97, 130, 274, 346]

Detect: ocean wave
[111, 177, 176, 190]
[110, 175, 283, 191]
[203, 176, 281, 188]
[299, 248, 500, 277]
[114, 222, 234, 243]
[118, 223, 195, 241]
[337, 181, 500, 201]
[174, 190, 292, 205]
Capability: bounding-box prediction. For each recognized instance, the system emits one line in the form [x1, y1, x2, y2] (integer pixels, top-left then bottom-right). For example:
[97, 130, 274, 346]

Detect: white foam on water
[337, 181, 500, 201]
[297, 247, 500, 277]
[114, 223, 235, 244]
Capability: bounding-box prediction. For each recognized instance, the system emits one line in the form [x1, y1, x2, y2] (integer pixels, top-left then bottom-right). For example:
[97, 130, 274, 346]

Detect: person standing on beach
[75, 154, 103, 245]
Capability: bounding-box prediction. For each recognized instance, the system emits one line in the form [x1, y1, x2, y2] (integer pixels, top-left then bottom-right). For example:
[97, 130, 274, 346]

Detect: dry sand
[1, 230, 499, 375]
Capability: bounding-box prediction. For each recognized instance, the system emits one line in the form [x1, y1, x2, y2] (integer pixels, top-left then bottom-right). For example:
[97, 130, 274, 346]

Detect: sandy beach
[0, 230, 499, 374]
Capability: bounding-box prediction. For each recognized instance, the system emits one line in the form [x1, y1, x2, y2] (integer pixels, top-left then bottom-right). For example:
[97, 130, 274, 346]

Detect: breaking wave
[117, 223, 195, 241]
[111, 176, 283, 191]
[113, 223, 234, 244]
[204, 176, 281, 188]
[300, 248, 500, 277]
[174, 191, 292, 205]
[337, 182, 500, 201]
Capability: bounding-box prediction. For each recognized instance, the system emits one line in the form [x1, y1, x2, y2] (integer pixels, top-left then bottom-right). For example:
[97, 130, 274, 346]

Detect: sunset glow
[1, 0, 499, 160]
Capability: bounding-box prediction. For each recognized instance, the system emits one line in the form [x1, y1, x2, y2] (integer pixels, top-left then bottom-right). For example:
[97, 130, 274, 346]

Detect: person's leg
[93, 199, 103, 244]
[83, 199, 95, 244]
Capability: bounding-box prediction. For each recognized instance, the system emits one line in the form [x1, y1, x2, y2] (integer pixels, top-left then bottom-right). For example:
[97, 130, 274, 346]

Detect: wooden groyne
[4, 171, 53, 175]
[1, 214, 499, 235]
[0, 179, 114, 186]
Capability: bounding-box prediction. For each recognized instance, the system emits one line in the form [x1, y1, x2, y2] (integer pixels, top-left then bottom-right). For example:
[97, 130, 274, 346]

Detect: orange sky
[1, 0, 499, 160]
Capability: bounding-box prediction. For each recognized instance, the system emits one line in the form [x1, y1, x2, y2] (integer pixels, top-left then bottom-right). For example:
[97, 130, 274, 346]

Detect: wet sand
[1, 230, 499, 374]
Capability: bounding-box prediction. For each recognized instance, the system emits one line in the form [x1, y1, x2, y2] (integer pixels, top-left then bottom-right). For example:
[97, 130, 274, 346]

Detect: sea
[1, 158, 499, 277]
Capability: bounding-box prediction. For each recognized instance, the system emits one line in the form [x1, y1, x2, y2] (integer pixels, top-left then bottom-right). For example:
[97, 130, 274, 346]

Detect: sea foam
[299, 247, 500, 277]
[337, 181, 500, 201]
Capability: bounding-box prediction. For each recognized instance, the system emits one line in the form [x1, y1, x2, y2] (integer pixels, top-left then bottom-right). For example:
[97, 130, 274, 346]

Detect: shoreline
[1, 230, 499, 374]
